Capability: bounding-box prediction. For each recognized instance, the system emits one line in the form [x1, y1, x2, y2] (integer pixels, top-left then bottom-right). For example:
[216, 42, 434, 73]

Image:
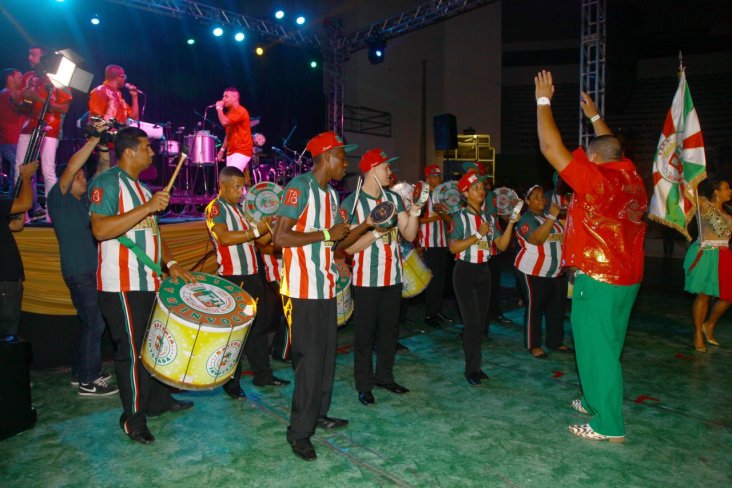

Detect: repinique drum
[412, 181, 430, 208]
[141, 272, 256, 390]
[370, 201, 397, 229]
[334, 259, 353, 327]
[244, 182, 283, 223]
[432, 181, 462, 214]
[184, 131, 216, 165]
[401, 249, 432, 298]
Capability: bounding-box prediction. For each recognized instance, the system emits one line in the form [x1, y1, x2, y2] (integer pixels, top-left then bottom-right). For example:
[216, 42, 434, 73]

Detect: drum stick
[373, 173, 387, 200]
[164, 145, 190, 193]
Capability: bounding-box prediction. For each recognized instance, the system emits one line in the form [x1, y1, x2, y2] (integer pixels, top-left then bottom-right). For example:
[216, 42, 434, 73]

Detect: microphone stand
[282, 120, 297, 148]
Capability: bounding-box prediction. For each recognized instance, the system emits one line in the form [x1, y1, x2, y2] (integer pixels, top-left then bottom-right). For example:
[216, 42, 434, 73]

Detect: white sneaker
[71, 371, 112, 387]
[568, 424, 625, 443]
[571, 399, 590, 414]
[78, 376, 119, 397]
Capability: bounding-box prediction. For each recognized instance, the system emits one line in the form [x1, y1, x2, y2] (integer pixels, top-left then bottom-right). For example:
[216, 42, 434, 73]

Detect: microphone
[124, 83, 144, 94]
[206, 104, 217, 109]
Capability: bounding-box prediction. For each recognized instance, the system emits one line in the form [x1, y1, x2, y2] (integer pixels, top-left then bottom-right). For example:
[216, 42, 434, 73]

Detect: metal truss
[579, 0, 606, 147]
[103, 0, 322, 48]
[336, 0, 494, 55]
[324, 18, 346, 136]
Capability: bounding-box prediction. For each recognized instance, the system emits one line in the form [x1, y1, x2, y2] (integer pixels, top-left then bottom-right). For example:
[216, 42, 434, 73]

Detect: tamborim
[390, 182, 413, 207]
[412, 181, 430, 208]
[432, 181, 462, 214]
[141, 272, 256, 390]
[244, 181, 283, 223]
[333, 259, 353, 327]
[494, 187, 520, 216]
[370, 201, 397, 229]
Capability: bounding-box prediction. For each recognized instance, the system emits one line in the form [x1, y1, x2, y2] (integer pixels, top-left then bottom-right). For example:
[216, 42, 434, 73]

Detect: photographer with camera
[88, 65, 139, 175]
[47, 121, 118, 396]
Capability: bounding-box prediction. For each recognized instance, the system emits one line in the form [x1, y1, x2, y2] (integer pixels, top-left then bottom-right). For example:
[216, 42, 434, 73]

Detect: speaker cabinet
[0, 338, 37, 440]
[433, 113, 457, 150]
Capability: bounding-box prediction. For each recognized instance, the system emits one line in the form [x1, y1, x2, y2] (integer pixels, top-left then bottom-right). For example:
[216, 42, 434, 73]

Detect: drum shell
[141, 273, 256, 390]
[370, 201, 397, 229]
[401, 250, 432, 298]
[160, 140, 180, 155]
[412, 181, 430, 208]
[184, 131, 216, 165]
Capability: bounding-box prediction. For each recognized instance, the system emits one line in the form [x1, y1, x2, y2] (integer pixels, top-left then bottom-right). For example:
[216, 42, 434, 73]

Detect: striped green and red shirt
[205, 197, 258, 276]
[276, 173, 344, 299]
[88, 166, 162, 292]
[450, 208, 497, 264]
[514, 211, 564, 278]
[418, 196, 448, 248]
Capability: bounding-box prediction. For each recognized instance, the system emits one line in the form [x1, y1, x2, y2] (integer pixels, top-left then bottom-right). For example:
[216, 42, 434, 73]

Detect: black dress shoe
[290, 438, 317, 461]
[375, 382, 410, 394]
[466, 373, 481, 386]
[425, 316, 441, 328]
[168, 399, 194, 412]
[479, 370, 489, 380]
[127, 426, 155, 445]
[396, 342, 409, 352]
[435, 312, 454, 323]
[493, 314, 513, 324]
[224, 384, 247, 400]
[358, 391, 375, 405]
[253, 376, 291, 387]
[316, 416, 349, 429]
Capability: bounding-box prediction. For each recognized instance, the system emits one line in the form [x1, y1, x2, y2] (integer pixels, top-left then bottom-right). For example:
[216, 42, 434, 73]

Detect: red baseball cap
[462, 161, 487, 176]
[457, 171, 487, 193]
[305, 131, 358, 158]
[424, 164, 442, 177]
[359, 148, 399, 173]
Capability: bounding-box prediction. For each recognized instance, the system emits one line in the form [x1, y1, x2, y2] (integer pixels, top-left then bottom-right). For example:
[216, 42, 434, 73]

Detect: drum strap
[118, 236, 163, 275]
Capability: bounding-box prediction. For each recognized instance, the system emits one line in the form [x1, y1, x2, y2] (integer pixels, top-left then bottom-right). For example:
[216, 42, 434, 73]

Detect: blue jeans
[0, 280, 23, 337]
[65, 271, 107, 384]
[0, 143, 17, 195]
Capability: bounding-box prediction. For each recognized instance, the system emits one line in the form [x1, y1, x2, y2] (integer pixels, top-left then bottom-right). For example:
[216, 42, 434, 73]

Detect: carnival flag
[648, 70, 706, 240]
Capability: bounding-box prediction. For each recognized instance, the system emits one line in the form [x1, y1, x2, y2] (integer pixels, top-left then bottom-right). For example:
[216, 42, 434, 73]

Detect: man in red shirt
[88, 64, 140, 174]
[535, 70, 647, 443]
[215, 87, 254, 186]
[15, 45, 72, 220]
[0, 68, 25, 194]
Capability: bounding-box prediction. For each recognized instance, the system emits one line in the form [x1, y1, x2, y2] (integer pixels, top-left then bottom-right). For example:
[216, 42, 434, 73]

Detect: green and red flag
[648, 70, 706, 240]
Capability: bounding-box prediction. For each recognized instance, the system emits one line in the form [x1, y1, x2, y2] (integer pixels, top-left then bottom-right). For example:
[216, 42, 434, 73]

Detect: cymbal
[250, 116, 260, 128]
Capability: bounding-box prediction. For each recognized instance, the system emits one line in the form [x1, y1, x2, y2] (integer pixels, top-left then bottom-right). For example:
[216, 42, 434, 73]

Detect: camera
[83, 116, 124, 145]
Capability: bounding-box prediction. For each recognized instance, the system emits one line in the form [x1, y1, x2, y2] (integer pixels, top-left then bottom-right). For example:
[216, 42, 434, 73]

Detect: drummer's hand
[147, 191, 170, 213]
[434, 202, 449, 214]
[216, 148, 226, 162]
[257, 216, 272, 235]
[328, 222, 351, 241]
[168, 263, 196, 284]
[478, 221, 490, 237]
[364, 215, 376, 229]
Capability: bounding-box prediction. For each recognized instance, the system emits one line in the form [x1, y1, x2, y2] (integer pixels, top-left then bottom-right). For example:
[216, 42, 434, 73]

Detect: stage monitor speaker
[0, 338, 37, 441]
[433, 113, 457, 151]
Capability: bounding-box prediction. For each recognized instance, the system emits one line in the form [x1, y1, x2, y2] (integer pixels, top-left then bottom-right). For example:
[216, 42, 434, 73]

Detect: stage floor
[1, 257, 730, 487]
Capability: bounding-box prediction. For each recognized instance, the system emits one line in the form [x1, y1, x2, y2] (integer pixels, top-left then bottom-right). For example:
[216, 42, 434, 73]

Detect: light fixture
[296, 16, 305, 25]
[310, 60, 318, 68]
[213, 27, 224, 37]
[367, 37, 386, 64]
[187, 38, 196, 45]
[275, 10, 285, 20]
[234, 32, 245, 42]
[255, 47, 264, 56]
[42, 49, 93, 92]
[90, 15, 100, 25]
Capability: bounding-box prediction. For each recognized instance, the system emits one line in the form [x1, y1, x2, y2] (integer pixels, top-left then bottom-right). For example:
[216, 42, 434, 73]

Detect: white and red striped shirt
[276, 173, 344, 299]
[418, 196, 448, 248]
[260, 251, 282, 283]
[450, 208, 497, 264]
[205, 198, 259, 276]
[514, 212, 565, 277]
[88, 167, 161, 292]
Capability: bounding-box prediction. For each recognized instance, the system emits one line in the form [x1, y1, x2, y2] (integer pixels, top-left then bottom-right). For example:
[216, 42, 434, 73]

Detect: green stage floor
[1, 258, 730, 487]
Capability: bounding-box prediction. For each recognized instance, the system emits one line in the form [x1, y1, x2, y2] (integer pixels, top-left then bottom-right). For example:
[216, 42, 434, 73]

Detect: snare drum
[244, 182, 283, 223]
[184, 131, 217, 165]
[334, 259, 353, 327]
[370, 201, 397, 229]
[401, 249, 432, 298]
[141, 272, 256, 390]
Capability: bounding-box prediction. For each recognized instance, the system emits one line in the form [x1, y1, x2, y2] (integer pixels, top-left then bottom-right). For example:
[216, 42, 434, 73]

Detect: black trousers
[98, 291, 173, 433]
[283, 296, 337, 442]
[423, 247, 448, 317]
[265, 280, 290, 360]
[353, 284, 402, 392]
[452, 260, 491, 375]
[516, 271, 568, 349]
[223, 273, 273, 385]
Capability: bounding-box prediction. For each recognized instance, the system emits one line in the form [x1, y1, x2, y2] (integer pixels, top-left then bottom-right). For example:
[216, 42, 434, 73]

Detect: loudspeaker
[0, 338, 37, 441]
[433, 113, 457, 150]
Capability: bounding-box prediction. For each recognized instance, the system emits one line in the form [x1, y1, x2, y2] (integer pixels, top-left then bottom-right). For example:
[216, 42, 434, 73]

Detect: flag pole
[680, 51, 704, 245]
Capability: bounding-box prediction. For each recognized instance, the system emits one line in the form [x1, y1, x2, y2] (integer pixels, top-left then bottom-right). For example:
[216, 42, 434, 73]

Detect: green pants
[572, 274, 639, 437]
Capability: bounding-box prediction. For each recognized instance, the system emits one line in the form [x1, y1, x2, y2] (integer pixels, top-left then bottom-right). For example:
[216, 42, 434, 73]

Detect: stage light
[213, 27, 224, 37]
[367, 37, 386, 65]
[187, 38, 196, 45]
[255, 47, 264, 56]
[310, 60, 318, 69]
[296, 16, 305, 25]
[90, 15, 100, 26]
[275, 10, 285, 20]
[234, 32, 245, 42]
